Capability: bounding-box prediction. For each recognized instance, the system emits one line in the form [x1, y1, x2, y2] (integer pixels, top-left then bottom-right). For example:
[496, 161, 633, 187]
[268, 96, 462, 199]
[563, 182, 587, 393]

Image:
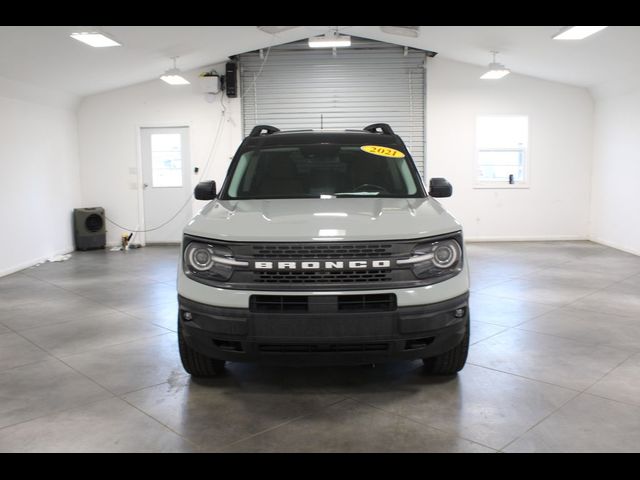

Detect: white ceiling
[0, 26, 638, 99]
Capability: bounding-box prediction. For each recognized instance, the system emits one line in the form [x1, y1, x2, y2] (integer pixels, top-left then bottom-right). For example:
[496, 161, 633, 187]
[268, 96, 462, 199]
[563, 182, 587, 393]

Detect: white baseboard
[465, 235, 588, 242]
[589, 237, 640, 257]
[0, 246, 75, 278]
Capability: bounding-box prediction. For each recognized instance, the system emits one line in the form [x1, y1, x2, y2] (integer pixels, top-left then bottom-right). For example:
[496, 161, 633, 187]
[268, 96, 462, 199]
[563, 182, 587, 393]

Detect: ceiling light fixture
[70, 31, 121, 48]
[552, 26, 608, 40]
[480, 51, 511, 80]
[257, 26, 301, 34]
[160, 57, 190, 85]
[380, 26, 420, 38]
[308, 27, 351, 48]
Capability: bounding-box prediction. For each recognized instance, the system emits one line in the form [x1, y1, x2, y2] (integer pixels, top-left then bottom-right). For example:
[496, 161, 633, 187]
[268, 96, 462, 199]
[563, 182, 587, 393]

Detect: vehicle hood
[184, 197, 461, 242]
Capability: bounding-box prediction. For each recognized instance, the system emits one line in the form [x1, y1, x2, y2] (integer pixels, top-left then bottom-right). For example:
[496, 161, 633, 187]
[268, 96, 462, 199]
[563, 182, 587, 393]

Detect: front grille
[250, 295, 309, 313]
[338, 294, 396, 312]
[250, 294, 397, 313]
[252, 243, 394, 259]
[254, 269, 393, 284]
[183, 233, 463, 291]
[258, 343, 389, 353]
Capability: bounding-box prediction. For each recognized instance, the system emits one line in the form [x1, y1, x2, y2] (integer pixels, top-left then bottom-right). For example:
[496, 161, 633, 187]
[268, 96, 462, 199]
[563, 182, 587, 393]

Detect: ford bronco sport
[178, 123, 469, 376]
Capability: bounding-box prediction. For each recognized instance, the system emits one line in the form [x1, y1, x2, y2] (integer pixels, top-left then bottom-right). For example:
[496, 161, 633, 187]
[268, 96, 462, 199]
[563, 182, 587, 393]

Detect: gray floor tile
[477, 278, 600, 307]
[224, 399, 494, 453]
[120, 301, 178, 331]
[0, 280, 81, 309]
[468, 328, 631, 391]
[569, 282, 640, 318]
[19, 311, 170, 357]
[505, 393, 640, 453]
[524, 266, 622, 290]
[123, 373, 347, 450]
[470, 320, 508, 345]
[470, 292, 556, 327]
[80, 282, 177, 311]
[63, 333, 185, 395]
[469, 270, 511, 292]
[0, 333, 51, 372]
[347, 364, 575, 450]
[559, 256, 640, 280]
[0, 296, 118, 331]
[0, 398, 193, 452]
[0, 359, 111, 429]
[518, 307, 640, 351]
[2, 243, 640, 453]
[622, 273, 640, 287]
[587, 353, 640, 407]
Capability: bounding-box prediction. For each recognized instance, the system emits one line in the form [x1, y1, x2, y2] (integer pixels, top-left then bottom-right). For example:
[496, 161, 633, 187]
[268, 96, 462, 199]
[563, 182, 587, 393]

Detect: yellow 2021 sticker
[360, 145, 405, 158]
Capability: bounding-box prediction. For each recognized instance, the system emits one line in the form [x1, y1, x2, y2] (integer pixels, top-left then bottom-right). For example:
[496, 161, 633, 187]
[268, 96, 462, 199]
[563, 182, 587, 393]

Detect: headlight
[183, 241, 237, 281]
[187, 245, 215, 271]
[405, 239, 463, 280]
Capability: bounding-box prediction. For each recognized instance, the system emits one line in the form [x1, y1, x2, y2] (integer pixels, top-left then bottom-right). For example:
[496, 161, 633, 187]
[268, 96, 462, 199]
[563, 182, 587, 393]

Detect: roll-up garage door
[238, 37, 432, 176]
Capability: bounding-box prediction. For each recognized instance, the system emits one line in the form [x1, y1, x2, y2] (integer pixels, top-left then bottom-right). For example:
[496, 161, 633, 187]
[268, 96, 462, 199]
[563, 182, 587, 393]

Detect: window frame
[473, 114, 530, 189]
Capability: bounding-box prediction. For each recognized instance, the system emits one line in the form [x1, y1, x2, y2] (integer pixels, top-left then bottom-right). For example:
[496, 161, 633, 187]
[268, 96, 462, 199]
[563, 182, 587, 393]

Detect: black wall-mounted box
[225, 62, 238, 98]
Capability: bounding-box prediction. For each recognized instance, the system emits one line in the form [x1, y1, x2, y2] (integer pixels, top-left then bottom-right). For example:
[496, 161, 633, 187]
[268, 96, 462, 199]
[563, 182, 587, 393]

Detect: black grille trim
[258, 343, 389, 353]
[254, 269, 393, 284]
[251, 243, 394, 259]
[250, 294, 397, 313]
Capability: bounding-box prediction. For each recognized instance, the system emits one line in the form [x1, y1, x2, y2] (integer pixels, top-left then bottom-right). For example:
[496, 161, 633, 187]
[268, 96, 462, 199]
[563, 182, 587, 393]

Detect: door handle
[143, 183, 149, 189]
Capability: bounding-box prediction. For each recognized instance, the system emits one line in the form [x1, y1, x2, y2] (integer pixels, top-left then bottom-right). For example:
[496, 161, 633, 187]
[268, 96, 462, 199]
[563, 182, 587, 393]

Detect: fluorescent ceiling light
[70, 32, 121, 48]
[480, 51, 510, 80]
[553, 26, 608, 40]
[380, 26, 420, 38]
[480, 65, 511, 79]
[308, 33, 351, 48]
[160, 73, 190, 85]
[160, 57, 190, 85]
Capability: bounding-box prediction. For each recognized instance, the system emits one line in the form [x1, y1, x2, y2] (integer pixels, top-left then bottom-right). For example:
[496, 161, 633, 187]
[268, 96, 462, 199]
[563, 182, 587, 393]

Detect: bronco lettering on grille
[254, 260, 392, 270]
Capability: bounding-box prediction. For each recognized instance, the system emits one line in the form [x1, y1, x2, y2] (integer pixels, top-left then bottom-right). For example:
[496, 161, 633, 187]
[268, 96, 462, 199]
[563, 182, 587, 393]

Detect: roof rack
[363, 123, 395, 135]
[249, 125, 280, 137]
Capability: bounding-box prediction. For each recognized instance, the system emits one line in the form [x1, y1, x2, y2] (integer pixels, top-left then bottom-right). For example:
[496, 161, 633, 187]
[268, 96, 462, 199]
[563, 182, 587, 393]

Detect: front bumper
[178, 292, 469, 366]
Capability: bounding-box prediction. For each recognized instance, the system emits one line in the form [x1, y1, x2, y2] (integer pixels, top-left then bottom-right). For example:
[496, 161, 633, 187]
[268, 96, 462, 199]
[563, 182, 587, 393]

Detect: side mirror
[429, 177, 452, 198]
[194, 181, 217, 200]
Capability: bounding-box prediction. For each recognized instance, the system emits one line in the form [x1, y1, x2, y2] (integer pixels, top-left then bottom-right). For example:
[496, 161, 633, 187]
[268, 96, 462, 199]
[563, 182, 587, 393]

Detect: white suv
[177, 124, 469, 376]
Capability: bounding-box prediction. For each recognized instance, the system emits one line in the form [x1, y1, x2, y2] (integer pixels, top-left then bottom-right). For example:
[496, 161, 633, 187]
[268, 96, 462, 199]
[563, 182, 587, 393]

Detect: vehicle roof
[242, 130, 402, 149]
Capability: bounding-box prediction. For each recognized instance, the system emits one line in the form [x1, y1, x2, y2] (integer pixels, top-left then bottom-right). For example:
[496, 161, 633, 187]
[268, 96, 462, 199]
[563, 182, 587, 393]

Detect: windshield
[223, 144, 424, 199]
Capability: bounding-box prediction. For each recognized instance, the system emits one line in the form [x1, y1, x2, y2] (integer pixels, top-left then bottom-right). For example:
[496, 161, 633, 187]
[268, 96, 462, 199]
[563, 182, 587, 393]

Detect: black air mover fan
[73, 207, 106, 251]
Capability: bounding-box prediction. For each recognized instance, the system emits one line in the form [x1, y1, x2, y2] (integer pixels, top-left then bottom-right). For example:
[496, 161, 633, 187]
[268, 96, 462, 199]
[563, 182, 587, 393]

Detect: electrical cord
[243, 45, 271, 97]
[104, 97, 227, 234]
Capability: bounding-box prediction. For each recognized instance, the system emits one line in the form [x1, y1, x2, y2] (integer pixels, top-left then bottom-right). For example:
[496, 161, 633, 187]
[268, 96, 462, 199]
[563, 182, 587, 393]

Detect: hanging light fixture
[160, 56, 190, 85]
[308, 26, 351, 48]
[480, 51, 511, 80]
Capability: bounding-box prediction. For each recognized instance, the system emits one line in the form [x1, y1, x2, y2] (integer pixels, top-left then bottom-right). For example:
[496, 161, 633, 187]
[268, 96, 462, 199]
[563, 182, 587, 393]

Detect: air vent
[338, 294, 396, 312]
[258, 343, 389, 353]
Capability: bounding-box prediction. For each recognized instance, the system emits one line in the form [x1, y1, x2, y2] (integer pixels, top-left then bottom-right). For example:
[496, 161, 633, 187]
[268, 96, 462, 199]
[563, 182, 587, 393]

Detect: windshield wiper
[334, 192, 381, 197]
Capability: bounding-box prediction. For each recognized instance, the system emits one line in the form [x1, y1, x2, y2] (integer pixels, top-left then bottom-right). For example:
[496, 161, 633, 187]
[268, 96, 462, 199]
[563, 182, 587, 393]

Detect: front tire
[178, 322, 226, 377]
[422, 320, 469, 375]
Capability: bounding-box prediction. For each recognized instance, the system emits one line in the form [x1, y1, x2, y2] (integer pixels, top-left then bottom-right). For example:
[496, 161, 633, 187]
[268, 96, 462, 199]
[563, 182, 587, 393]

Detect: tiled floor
[1, 241, 640, 452]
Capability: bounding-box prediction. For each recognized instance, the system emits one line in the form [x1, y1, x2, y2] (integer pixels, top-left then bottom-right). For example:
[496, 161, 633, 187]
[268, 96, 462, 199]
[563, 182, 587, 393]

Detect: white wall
[77, 63, 242, 246]
[590, 88, 640, 255]
[77, 56, 596, 246]
[426, 58, 594, 241]
[0, 80, 81, 276]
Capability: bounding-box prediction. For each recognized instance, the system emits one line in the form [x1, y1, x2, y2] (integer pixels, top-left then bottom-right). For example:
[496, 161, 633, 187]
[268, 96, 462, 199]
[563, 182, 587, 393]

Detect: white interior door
[140, 126, 192, 243]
